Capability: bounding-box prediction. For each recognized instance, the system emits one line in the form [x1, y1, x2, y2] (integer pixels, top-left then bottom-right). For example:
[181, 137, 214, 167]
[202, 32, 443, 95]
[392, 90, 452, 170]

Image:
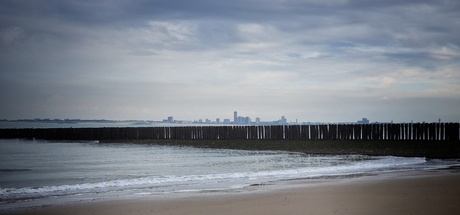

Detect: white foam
[0, 156, 428, 203]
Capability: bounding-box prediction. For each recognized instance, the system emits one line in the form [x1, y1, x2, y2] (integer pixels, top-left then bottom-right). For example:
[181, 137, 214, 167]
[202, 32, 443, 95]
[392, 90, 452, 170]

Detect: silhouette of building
[163, 116, 174, 123]
[357, 118, 369, 124]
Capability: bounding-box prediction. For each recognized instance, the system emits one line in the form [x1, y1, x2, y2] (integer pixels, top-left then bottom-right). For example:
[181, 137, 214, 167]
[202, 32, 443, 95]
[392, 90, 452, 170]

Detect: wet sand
[6, 170, 460, 215]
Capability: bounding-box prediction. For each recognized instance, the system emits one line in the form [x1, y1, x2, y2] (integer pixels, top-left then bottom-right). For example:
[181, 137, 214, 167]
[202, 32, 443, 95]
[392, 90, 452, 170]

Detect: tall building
[235, 116, 251, 124]
[234, 111, 238, 124]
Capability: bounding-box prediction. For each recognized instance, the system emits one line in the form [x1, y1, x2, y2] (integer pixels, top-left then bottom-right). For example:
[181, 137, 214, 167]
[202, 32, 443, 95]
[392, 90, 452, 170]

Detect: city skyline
[162, 111, 288, 125]
[4, 112, 452, 126]
[2, 113, 453, 124]
[1, 1, 459, 123]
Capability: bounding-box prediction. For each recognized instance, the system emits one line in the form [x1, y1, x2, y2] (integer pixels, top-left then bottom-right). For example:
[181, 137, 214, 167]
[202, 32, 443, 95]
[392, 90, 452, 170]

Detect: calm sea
[1, 139, 459, 211]
[0, 121, 177, 128]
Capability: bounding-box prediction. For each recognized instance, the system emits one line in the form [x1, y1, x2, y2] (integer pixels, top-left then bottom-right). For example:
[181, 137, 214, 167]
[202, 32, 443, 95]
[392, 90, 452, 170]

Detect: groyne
[0, 123, 458, 141]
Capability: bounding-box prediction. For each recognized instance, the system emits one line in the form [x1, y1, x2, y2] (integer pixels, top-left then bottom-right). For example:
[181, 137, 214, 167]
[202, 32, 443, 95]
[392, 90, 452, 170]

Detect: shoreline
[5, 169, 460, 215]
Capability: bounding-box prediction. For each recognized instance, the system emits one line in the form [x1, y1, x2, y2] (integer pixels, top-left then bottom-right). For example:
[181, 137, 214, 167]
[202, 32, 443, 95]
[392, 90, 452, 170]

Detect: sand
[5, 170, 460, 215]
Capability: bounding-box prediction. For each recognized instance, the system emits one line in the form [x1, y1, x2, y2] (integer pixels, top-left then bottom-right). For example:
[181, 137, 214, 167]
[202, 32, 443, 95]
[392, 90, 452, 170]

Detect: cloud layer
[1, 0, 459, 122]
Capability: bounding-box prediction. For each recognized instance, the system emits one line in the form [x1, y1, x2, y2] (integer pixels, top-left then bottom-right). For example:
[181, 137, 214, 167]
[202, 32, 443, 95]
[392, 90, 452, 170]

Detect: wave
[0, 156, 427, 203]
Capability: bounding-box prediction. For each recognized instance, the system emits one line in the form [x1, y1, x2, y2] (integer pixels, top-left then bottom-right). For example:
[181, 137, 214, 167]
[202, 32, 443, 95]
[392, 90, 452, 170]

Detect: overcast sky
[1, 0, 459, 123]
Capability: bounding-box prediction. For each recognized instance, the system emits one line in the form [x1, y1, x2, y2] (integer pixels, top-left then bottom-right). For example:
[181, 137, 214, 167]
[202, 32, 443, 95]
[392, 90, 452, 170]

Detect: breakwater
[0, 123, 458, 141]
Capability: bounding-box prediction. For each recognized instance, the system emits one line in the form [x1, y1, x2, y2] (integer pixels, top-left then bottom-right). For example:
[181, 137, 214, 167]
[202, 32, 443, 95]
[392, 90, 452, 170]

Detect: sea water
[1, 139, 459, 210]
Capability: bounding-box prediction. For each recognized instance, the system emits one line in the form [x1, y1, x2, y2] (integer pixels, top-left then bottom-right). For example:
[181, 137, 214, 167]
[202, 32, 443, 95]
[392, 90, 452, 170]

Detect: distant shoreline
[100, 139, 460, 159]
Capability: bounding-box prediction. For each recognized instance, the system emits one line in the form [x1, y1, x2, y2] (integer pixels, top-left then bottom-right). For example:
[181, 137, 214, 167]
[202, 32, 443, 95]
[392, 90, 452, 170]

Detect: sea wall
[0, 123, 458, 141]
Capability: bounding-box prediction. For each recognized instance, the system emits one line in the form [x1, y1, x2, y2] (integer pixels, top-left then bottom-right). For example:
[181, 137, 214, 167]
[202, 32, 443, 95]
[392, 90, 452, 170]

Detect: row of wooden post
[0, 123, 459, 141]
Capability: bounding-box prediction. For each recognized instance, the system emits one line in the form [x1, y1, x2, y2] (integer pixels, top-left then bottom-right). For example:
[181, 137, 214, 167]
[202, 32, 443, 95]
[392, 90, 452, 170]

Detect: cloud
[0, 26, 24, 44]
[0, 0, 459, 122]
[430, 47, 460, 60]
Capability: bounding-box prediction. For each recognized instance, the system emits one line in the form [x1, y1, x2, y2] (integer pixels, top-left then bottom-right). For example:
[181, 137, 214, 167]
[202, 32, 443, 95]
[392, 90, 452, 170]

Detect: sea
[1, 139, 460, 211]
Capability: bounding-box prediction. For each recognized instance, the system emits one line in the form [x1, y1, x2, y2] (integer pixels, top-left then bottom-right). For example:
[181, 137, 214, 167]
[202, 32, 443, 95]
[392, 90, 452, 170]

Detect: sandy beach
[5, 170, 460, 215]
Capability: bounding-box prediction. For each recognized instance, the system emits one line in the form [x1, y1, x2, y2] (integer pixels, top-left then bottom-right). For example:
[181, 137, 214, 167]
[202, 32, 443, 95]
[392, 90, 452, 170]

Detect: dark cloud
[0, 0, 459, 121]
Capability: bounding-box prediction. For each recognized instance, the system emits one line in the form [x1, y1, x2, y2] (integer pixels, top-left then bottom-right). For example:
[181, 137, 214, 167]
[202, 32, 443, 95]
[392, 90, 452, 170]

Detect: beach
[6, 170, 460, 215]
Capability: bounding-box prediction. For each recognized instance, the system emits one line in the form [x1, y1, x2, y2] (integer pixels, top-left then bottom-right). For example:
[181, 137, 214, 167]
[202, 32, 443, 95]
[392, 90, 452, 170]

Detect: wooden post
[455, 123, 460, 140]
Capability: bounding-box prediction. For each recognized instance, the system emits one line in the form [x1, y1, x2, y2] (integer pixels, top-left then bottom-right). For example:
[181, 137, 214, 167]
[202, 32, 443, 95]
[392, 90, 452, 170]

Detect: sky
[1, 0, 459, 123]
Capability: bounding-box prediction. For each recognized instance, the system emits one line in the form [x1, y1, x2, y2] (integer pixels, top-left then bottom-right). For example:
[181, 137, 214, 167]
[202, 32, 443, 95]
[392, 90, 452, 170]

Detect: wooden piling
[0, 122, 458, 141]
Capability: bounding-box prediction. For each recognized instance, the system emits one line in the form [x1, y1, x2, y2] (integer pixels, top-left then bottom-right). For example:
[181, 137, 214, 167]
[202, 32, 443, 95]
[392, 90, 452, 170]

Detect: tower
[234, 111, 238, 124]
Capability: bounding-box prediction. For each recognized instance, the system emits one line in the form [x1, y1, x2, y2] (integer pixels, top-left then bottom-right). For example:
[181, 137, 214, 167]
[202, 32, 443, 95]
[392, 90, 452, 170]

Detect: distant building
[255, 117, 261, 124]
[232, 111, 253, 124]
[235, 116, 251, 124]
[216, 118, 220, 124]
[163, 116, 175, 123]
[223, 119, 231, 124]
[272, 116, 287, 125]
[279, 116, 287, 125]
[357, 118, 369, 124]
